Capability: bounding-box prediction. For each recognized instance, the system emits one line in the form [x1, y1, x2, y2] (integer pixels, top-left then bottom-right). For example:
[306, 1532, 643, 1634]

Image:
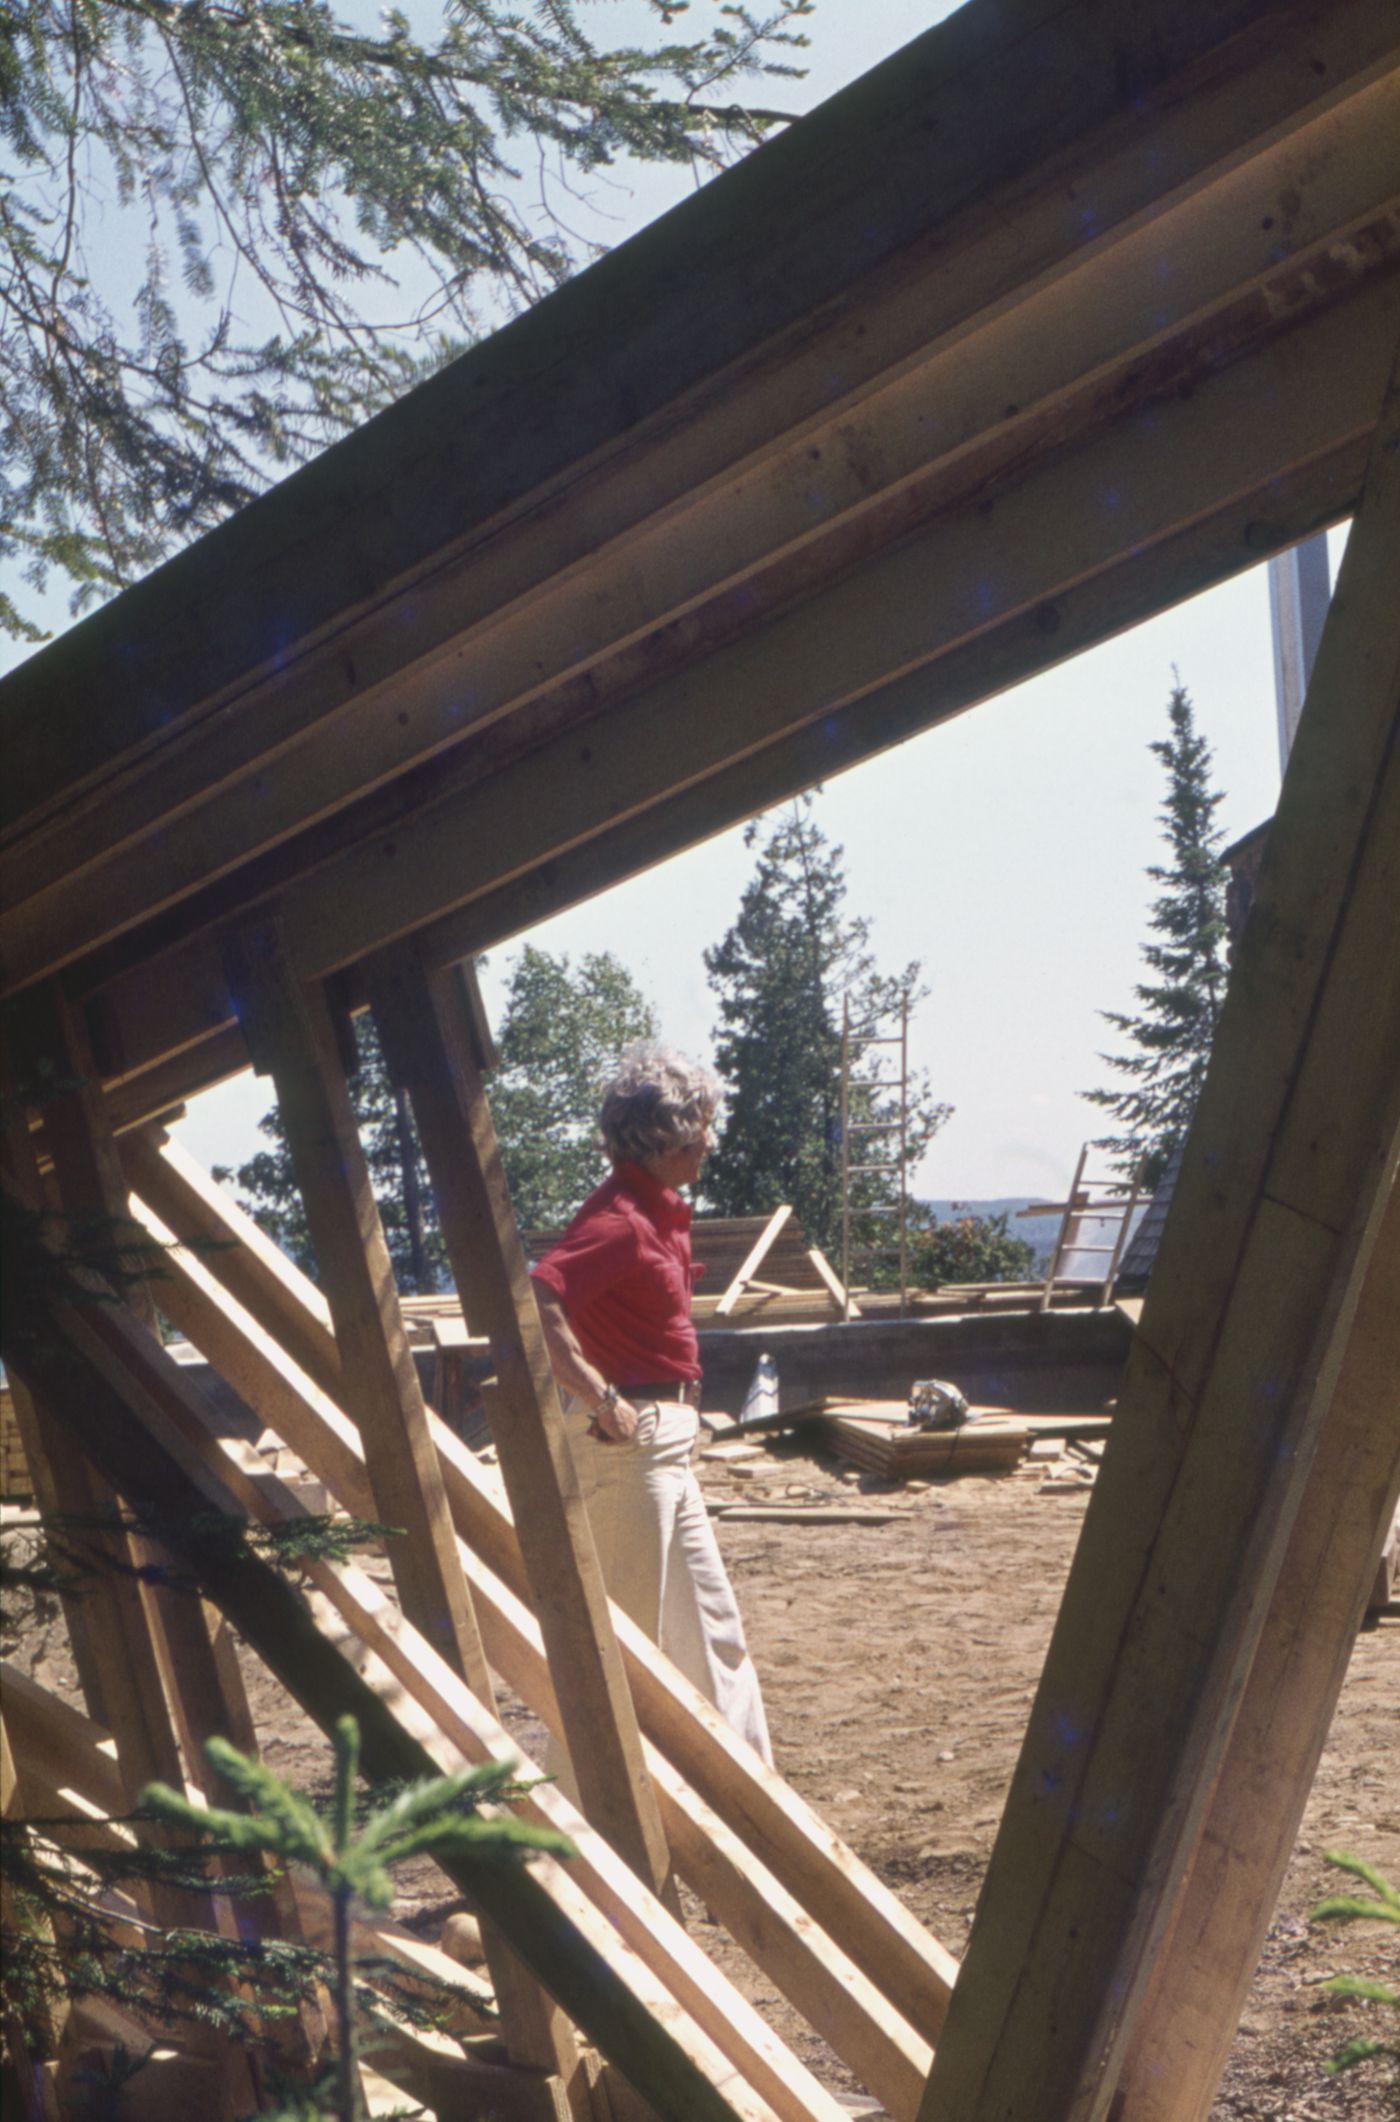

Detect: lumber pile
[812, 1401, 1031, 1481]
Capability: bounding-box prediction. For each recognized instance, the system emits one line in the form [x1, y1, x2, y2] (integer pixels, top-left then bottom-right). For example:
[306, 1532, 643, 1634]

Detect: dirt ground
[688, 1436, 1400, 2121]
[8, 1429, 1397, 2119]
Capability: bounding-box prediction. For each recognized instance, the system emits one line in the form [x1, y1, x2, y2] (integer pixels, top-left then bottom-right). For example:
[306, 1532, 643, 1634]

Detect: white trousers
[548, 1396, 772, 1790]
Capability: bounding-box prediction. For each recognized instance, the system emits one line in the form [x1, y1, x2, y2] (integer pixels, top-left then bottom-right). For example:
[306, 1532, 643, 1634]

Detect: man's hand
[588, 1393, 641, 1445]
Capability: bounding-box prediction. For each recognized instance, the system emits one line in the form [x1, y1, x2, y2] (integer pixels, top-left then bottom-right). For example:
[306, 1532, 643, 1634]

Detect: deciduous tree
[221, 946, 656, 1277]
[488, 944, 657, 1228]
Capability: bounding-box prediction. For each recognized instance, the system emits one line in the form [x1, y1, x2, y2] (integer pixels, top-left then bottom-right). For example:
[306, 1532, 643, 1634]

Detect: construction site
[2, 0, 1398, 2116]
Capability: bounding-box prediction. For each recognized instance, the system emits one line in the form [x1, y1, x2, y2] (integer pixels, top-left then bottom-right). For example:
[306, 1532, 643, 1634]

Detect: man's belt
[625, 1379, 703, 1408]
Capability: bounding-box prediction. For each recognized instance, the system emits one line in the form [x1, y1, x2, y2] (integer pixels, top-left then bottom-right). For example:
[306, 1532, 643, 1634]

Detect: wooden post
[223, 916, 489, 1693]
[919, 355, 1400, 2122]
[1109, 1165, 1400, 2120]
[364, 947, 673, 1903]
[2, 1000, 240, 1937]
[222, 920, 595, 2110]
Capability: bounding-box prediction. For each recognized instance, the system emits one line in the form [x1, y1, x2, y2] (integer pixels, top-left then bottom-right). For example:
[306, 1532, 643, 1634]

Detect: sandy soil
[8, 1431, 1397, 2119]
[689, 1435, 1400, 2122]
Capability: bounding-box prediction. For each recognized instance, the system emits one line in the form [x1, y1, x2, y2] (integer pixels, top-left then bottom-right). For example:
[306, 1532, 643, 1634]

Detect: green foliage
[489, 945, 658, 1227]
[4, 1709, 566, 2122]
[2, 1510, 401, 1643]
[704, 796, 948, 1254]
[2, 1820, 324, 2038]
[143, 1717, 569, 2120]
[907, 1209, 1036, 1290]
[1310, 1850, 1400, 2081]
[1083, 683, 1230, 1188]
[223, 947, 656, 1278]
[3, 0, 811, 634]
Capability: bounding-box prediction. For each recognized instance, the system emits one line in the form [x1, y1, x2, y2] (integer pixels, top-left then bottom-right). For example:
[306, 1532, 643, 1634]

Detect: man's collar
[613, 1159, 692, 1230]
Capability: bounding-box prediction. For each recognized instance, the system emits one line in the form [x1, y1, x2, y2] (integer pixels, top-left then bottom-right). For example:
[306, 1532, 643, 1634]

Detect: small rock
[440, 1912, 486, 1966]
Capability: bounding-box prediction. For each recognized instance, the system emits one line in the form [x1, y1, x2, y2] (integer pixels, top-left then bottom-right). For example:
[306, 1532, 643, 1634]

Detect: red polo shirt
[531, 1161, 702, 1384]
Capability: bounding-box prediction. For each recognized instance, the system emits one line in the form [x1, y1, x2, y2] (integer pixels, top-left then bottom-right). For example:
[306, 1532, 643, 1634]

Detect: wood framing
[3, 0, 1397, 1104]
[119, 1124, 958, 2050]
[918, 351, 1400, 2122]
[3, 4, 1398, 2114]
[0, 1219, 817, 2122]
[224, 916, 489, 1691]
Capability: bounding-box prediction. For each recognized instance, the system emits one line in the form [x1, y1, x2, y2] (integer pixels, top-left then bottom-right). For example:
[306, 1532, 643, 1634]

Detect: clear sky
[7, 0, 1339, 1202]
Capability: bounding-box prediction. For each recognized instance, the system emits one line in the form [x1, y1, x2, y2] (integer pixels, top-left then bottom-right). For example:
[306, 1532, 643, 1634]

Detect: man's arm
[532, 1281, 639, 1443]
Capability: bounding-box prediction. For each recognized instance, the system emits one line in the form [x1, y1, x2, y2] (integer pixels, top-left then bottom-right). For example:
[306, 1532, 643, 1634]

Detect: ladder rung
[846, 1120, 900, 1134]
[847, 1162, 902, 1174]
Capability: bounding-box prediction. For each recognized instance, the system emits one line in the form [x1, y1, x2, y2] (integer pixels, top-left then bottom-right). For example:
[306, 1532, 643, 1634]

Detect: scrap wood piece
[711, 1505, 904, 1525]
[715, 1206, 793, 1317]
[1017, 1414, 1113, 1441]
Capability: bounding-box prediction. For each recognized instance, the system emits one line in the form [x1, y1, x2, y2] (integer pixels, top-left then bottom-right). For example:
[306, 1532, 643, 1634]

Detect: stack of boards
[816, 1399, 1031, 1480]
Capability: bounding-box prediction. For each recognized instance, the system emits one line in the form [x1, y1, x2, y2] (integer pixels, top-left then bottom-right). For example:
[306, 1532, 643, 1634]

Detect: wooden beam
[100, 1023, 249, 1137]
[1111, 1164, 1400, 2121]
[918, 350, 1400, 2122]
[68, 369, 1379, 1104]
[0, 1228, 819, 2122]
[3, 12, 1396, 995]
[122, 1124, 343, 1401]
[223, 917, 490, 1694]
[364, 947, 674, 1902]
[715, 1207, 792, 1318]
[8, 0, 1390, 826]
[282, 278, 1400, 982]
[122, 1131, 960, 2054]
[65, 265, 1394, 1089]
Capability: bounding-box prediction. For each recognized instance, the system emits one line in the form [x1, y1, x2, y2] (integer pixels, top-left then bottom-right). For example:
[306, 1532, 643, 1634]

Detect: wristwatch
[591, 1382, 620, 1419]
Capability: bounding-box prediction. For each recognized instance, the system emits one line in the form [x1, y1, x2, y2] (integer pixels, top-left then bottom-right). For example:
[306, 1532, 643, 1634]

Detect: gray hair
[599, 1042, 722, 1165]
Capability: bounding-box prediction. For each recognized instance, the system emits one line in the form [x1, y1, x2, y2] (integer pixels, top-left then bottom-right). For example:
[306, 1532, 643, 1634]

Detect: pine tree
[222, 946, 656, 1275]
[1084, 682, 1230, 1187]
[703, 796, 948, 1254]
[3, 0, 811, 639]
